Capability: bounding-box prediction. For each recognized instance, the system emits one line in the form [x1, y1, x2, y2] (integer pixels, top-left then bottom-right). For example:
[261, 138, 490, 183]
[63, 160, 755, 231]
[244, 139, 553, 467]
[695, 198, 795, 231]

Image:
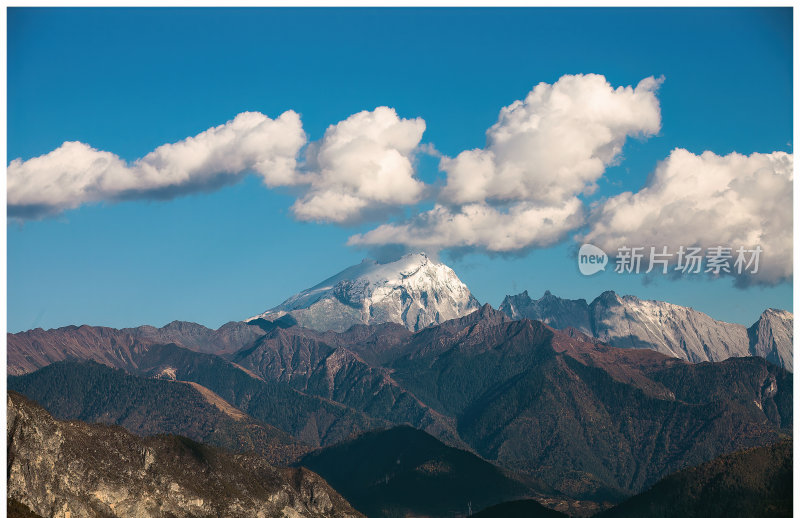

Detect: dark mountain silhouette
[471, 499, 571, 518]
[299, 426, 560, 518]
[596, 438, 792, 518]
[7, 499, 42, 518]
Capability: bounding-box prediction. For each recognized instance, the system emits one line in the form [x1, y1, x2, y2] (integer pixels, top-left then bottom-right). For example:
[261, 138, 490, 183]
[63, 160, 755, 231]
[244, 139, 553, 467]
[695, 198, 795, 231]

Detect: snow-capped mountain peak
[247, 252, 481, 332]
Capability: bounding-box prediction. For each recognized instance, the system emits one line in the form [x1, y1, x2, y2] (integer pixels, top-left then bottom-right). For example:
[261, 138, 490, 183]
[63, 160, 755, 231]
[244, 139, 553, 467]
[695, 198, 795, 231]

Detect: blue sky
[8, 7, 793, 332]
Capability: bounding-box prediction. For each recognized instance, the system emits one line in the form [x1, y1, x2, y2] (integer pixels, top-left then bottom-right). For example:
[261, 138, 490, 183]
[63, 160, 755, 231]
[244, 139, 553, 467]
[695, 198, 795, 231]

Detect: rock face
[500, 290, 592, 334]
[247, 252, 481, 332]
[749, 308, 794, 372]
[500, 290, 793, 371]
[7, 392, 363, 518]
[588, 291, 752, 363]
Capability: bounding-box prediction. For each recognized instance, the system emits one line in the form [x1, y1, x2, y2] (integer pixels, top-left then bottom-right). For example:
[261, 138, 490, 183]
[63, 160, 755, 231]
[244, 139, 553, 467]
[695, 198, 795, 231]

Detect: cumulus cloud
[348, 199, 585, 252]
[291, 106, 427, 224]
[582, 148, 793, 284]
[8, 111, 307, 218]
[440, 74, 662, 205]
[14, 75, 790, 288]
[350, 74, 663, 252]
[9, 106, 428, 224]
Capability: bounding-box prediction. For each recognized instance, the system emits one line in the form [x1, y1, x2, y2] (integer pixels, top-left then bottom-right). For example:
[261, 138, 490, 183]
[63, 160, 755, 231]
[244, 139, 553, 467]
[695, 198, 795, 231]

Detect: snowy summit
[247, 252, 481, 332]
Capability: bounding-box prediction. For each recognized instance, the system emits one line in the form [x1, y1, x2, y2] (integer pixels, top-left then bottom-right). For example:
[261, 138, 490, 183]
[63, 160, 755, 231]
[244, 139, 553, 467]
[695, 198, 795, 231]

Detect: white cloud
[291, 106, 427, 224]
[17, 78, 789, 287]
[8, 106, 428, 224]
[348, 199, 585, 252]
[351, 74, 663, 252]
[8, 111, 306, 218]
[582, 148, 793, 284]
[440, 73, 663, 205]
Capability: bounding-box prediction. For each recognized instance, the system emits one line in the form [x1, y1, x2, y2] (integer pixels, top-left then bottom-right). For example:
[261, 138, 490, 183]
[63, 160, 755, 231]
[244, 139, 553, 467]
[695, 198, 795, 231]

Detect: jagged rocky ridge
[247, 252, 481, 332]
[500, 290, 793, 371]
[7, 392, 363, 518]
[10, 257, 790, 377]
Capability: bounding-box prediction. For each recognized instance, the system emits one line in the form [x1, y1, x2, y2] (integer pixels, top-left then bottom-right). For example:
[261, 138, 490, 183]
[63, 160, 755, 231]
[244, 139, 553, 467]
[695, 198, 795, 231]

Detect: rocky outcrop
[7, 392, 363, 518]
[749, 308, 793, 372]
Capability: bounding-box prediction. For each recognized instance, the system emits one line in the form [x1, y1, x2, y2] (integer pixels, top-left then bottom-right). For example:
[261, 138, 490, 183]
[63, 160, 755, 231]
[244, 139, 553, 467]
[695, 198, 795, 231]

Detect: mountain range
[247, 253, 793, 370]
[500, 290, 793, 371]
[6, 319, 268, 376]
[8, 305, 792, 504]
[11, 386, 789, 518]
[6, 253, 794, 517]
[10, 254, 792, 374]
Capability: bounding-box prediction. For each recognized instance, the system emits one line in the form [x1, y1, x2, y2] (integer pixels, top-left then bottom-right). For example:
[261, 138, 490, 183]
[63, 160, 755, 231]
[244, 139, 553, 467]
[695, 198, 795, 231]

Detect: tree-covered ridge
[9, 360, 308, 465]
[597, 438, 792, 518]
